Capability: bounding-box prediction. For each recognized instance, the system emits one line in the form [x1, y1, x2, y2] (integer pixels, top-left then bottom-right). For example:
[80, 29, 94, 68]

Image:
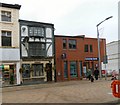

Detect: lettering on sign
[85, 57, 98, 61]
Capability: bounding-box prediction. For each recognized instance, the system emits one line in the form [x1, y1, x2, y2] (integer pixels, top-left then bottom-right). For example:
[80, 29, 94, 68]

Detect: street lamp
[96, 16, 113, 80]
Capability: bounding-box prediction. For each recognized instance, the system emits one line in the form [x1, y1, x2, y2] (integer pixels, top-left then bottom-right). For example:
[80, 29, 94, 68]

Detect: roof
[19, 19, 54, 27]
[107, 40, 120, 46]
[0, 2, 21, 9]
[55, 35, 85, 38]
[55, 35, 106, 40]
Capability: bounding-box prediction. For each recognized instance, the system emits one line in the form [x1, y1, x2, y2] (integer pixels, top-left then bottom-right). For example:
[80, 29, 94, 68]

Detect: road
[1, 78, 120, 104]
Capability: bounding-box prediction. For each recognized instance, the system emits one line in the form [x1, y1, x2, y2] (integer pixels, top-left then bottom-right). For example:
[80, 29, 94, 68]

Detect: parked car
[107, 70, 119, 77]
[101, 69, 112, 77]
[106, 70, 113, 76]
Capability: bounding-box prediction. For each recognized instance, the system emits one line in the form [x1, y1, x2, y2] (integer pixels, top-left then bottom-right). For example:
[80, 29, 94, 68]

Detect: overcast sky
[1, 0, 119, 43]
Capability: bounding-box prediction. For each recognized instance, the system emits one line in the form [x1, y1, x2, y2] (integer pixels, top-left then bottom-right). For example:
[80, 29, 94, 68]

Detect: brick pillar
[67, 61, 70, 81]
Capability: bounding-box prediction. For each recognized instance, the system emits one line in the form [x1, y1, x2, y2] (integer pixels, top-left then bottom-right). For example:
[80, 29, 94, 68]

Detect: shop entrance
[83, 62, 94, 74]
[46, 63, 52, 82]
[2, 65, 15, 85]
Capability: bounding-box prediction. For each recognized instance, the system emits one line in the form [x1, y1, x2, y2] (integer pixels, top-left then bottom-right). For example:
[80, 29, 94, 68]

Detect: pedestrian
[111, 70, 117, 80]
[94, 68, 99, 80]
[90, 75, 94, 82]
[9, 69, 14, 84]
[86, 69, 92, 80]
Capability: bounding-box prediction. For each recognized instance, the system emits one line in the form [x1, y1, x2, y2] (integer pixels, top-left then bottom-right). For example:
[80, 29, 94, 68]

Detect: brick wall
[55, 35, 106, 81]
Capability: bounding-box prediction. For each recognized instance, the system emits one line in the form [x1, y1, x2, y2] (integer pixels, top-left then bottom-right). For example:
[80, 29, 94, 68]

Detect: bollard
[111, 80, 120, 98]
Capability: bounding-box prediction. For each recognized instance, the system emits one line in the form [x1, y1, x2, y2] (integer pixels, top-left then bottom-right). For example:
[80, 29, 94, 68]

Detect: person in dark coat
[86, 69, 92, 80]
[94, 68, 99, 80]
[90, 75, 94, 82]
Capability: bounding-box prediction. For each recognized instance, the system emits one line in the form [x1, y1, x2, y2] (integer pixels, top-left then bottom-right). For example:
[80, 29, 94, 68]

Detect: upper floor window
[69, 39, 76, 49]
[1, 11, 11, 22]
[1, 31, 11, 46]
[84, 44, 93, 53]
[90, 45, 93, 52]
[63, 39, 67, 49]
[29, 27, 45, 37]
[84, 44, 89, 52]
[29, 42, 45, 57]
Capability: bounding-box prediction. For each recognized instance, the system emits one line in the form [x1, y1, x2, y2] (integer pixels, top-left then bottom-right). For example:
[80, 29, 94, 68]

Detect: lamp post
[96, 16, 113, 80]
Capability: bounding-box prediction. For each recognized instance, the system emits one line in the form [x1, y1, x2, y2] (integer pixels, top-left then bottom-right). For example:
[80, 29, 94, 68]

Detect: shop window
[69, 40, 76, 49]
[63, 39, 67, 49]
[32, 64, 44, 76]
[22, 64, 30, 78]
[70, 61, 77, 77]
[84, 44, 89, 52]
[1, 31, 11, 46]
[2, 65, 15, 85]
[1, 11, 11, 22]
[64, 61, 68, 78]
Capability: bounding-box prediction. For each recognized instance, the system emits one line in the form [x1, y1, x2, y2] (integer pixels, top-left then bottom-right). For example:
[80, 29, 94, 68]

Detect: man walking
[94, 67, 99, 80]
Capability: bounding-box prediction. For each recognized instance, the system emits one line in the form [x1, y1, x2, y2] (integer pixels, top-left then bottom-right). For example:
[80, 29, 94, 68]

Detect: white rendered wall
[102, 41, 119, 72]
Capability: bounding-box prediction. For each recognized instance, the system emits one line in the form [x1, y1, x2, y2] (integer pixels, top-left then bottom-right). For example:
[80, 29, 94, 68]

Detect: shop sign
[0, 65, 10, 70]
[85, 57, 98, 61]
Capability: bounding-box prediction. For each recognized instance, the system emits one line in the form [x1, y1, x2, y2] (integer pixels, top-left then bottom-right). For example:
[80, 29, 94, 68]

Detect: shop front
[83, 57, 99, 75]
[1, 63, 20, 86]
[20, 59, 54, 84]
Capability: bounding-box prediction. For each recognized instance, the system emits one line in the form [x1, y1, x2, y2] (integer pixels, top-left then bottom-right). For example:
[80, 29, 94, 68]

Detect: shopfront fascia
[20, 58, 55, 83]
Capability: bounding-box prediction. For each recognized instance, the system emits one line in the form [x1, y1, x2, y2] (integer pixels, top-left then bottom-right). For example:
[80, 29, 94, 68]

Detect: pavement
[1, 77, 120, 104]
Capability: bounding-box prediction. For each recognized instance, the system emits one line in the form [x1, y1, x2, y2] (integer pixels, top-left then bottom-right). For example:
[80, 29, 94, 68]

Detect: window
[64, 61, 68, 78]
[29, 27, 45, 37]
[84, 44, 89, 52]
[70, 61, 77, 77]
[63, 39, 67, 49]
[29, 42, 45, 57]
[69, 40, 76, 49]
[90, 45, 93, 52]
[79, 61, 83, 77]
[1, 11, 11, 22]
[1, 31, 11, 46]
[32, 64, 44, 76]
[22, 64, 30, 78]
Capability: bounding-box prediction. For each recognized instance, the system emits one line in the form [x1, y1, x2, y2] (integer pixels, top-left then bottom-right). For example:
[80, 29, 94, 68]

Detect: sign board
[85, 57, 98, 61]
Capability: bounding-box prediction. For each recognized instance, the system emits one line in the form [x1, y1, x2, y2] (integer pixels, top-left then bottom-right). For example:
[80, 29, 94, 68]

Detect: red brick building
[55, 35, 106, 82]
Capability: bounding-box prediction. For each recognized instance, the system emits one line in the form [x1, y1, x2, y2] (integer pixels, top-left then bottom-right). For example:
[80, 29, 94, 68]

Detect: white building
[0, 3, 21, 85]
[102, 40, 120, 73]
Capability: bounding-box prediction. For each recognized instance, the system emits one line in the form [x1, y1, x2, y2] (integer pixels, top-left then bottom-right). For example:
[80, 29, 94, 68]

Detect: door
[46, 63, 52, 81]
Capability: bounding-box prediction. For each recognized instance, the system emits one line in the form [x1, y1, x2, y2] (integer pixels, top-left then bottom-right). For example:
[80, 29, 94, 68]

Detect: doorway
[46, 63, 52, 81]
